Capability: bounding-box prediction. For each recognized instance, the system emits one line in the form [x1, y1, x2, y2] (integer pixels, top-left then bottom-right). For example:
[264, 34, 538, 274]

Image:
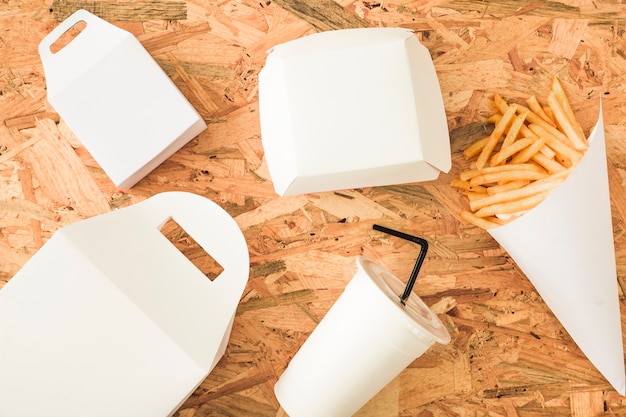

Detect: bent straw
[372, 224, 429, 305]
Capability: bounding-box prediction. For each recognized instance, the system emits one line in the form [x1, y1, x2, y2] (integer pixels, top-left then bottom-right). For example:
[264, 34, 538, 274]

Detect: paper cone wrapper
[489, 107, 625, 395]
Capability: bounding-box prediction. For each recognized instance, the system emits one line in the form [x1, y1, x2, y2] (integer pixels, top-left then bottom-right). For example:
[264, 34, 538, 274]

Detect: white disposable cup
[274, 256, 451, 417]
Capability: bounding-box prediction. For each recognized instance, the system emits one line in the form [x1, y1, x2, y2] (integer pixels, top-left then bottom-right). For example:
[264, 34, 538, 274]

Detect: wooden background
[1, 0, 626, 415]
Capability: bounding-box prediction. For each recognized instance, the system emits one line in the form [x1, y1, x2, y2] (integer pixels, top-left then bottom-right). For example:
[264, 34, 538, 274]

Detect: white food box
[258, 27, 451, 196]
[38, 10, 207, 189]
[0, 192, 250, 416]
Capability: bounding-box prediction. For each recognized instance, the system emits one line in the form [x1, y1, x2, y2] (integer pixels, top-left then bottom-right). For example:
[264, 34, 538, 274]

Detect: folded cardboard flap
[38, 10, 207, 189]
[489, 108, 626, 395]
[0, 192, 250, 416]
[259, 27, 451, 196]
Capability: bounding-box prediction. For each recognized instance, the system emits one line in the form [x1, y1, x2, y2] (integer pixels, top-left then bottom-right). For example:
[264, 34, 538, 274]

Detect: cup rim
[357, 256, 451, 345]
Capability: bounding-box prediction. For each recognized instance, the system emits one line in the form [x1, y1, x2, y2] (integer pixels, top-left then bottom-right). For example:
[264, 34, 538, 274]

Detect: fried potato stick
[460, 163, 543, 181]
[490, 137, 534, 166]
[486, 180, 530, 195]
[520, 124, 557, 159]
[460, 210, 501, 229]
[526, 95, 556, 126]
[509, 136, 546, 164]
[550, 77, 587, 149]
[531, 152, 567, 174]
[451, 179, 488, 194]
[469, 169, 547, 186]
[528, 123, 583, 166]
[520, 105, 572, 146]
[463, 136, 490, 160]
[500, 111, 528, 150]
[469, 169, 570, 212]
[476, 104, 518, 169]
[473, 190, 553, 217]
[493, 93, 509, 114]
[548, 90, 587, 151]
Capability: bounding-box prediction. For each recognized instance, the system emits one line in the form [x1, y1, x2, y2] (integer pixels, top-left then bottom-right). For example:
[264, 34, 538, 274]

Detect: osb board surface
[1, 0, 626, 416]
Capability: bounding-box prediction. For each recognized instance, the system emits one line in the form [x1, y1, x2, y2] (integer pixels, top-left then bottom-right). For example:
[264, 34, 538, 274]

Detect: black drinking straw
[372, 224, 429, 305]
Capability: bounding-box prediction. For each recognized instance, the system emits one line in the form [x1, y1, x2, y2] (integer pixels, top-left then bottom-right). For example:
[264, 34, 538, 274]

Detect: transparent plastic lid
[358, 256, 451, 345]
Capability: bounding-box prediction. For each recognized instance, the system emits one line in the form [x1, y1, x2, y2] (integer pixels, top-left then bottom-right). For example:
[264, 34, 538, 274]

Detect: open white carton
[0, 192, 250, 416]
[38, 10, 207, 189]
[489, 107, 625, 395]
[258, 28, 451, 196]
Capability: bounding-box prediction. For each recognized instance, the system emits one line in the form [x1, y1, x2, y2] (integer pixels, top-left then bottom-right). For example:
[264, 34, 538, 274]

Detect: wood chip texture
[1, 0, 626, 416]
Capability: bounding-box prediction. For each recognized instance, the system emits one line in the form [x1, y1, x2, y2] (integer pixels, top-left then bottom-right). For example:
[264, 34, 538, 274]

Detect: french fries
[452, 77, 587, 229]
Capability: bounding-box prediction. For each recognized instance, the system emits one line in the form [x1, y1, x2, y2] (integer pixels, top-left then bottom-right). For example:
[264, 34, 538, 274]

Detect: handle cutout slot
[160, 217, 224, 281]
[49, 20, 87, 53]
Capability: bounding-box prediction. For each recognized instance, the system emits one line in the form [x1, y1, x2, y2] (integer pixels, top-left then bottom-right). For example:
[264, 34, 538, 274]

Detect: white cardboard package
[258, 28, 451, 196]
[38, 10, 207, 189]
[0, 192, 250, 416]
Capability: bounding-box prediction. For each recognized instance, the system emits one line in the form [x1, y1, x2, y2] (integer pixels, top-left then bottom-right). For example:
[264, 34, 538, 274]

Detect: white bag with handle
[0, 192, 249, 416]
[38, 10, 207, 188]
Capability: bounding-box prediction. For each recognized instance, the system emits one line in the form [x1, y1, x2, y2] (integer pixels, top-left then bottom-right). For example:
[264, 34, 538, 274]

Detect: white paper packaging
[0, 192, 250, 416]
[274, 257, 450, 417]
[259, 28, 451, 196]
[489, 108, 625, 395]
[38, 10, 207, 188]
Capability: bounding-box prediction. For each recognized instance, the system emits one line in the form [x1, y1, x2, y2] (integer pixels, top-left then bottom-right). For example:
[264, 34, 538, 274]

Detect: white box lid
[259, 28, 451, 196]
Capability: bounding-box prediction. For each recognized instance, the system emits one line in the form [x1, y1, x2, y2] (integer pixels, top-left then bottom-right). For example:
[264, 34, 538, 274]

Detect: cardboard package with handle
[0, 192, 250, 416]
[38, 10, 207, 188]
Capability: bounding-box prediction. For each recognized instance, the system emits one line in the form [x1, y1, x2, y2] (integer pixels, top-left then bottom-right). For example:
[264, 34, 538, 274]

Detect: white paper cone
[489, 107, 625, 395]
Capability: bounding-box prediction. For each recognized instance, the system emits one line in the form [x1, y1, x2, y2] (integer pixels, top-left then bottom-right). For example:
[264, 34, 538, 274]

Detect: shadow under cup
[274, 256, 451, 417]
